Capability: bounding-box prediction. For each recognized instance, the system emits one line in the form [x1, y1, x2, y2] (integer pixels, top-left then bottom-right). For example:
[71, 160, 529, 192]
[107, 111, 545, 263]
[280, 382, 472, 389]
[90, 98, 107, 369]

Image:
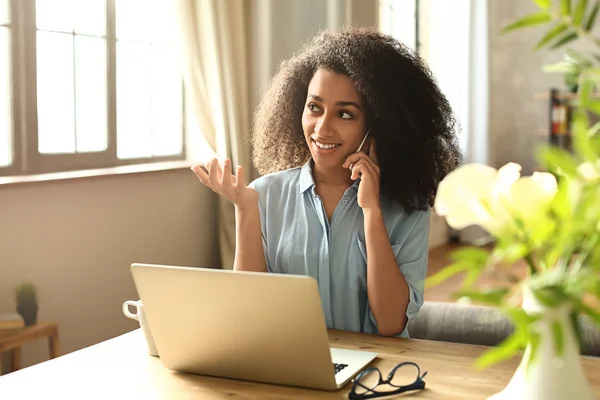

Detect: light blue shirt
[249, 160, 430, 337]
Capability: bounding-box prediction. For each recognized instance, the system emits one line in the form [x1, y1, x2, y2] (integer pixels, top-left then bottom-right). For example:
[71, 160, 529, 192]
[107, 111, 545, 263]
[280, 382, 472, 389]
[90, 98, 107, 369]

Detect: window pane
[37, 31, 75, 153]
[0, 27, 11, 166]
[149, 0, 178, 44]
[116, 42, 152, 159]
[379, 0, 417, 52]
[116, 0, 150, 42]
[36, 0, 74, 33]
[0, 0, 9, 25]
[75, 36, 107, 152]
[151, 45, 182, 156]
[74, 0, 105, 36]
[116, 0, 177, 44]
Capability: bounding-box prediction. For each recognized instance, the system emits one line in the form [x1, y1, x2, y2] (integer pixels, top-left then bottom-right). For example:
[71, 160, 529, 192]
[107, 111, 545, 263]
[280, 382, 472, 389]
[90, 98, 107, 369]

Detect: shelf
[534, 92, 600, 100]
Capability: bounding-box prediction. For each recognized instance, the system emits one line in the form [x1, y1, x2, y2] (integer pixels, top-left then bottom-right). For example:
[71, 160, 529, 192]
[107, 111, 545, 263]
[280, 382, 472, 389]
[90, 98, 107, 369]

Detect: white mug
[122, 299, 159, 357]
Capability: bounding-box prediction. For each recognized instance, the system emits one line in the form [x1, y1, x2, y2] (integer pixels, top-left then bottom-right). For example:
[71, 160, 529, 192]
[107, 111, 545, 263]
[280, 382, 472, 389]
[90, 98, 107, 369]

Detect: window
[378, 0, 419, 53]
[1, 0, 184, 177]
[380, 0, 478, 160]
[0, 0, 11, 168]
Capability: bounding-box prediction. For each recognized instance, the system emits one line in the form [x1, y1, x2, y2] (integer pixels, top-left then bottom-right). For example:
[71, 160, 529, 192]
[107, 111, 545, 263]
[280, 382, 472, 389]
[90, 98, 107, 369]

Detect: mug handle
[122, 300, 139, 321]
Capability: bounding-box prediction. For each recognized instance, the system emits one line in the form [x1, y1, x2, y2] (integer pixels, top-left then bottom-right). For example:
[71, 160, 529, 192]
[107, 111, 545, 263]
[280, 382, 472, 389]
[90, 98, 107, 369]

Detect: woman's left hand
[342, 140, 381, 211]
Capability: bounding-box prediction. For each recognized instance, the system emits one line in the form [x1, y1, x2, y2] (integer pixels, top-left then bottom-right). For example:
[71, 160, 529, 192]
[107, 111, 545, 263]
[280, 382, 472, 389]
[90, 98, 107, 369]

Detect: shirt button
[343, 199, 348, 204]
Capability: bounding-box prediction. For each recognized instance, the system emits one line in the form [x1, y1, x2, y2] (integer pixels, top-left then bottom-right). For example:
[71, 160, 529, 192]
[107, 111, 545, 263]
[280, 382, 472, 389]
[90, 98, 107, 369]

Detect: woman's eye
[340, 111, 353, 119]
[307, 103, 321, 112]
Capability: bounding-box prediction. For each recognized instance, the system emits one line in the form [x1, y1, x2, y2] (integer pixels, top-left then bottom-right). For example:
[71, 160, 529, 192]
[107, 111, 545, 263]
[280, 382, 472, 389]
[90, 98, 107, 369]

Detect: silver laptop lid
[130, 263, 338, 390]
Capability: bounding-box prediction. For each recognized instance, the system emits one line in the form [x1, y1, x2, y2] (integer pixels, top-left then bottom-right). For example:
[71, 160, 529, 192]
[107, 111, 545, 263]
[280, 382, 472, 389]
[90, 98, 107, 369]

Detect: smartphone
[349, 129, 370, 172]
[355, 129, 370, 153]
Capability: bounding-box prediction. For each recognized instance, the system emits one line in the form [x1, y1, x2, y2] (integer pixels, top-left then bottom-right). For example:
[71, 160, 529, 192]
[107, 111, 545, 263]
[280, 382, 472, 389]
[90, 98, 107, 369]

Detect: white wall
[0, 169, 219, 369]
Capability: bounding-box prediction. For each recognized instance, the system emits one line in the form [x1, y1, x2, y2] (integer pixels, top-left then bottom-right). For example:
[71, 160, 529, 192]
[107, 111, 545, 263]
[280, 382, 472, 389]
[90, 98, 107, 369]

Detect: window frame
[378, 0, 420, 54]
[0, 0, 20, 176]
[2, 0, 186, 177]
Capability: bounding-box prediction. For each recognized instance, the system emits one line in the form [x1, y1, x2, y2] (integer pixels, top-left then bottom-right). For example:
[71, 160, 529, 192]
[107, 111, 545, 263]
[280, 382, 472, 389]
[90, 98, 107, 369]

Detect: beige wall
[0, 169, 219, 369]
[489, 0, 562, 173]
[489, 0, 600, 173]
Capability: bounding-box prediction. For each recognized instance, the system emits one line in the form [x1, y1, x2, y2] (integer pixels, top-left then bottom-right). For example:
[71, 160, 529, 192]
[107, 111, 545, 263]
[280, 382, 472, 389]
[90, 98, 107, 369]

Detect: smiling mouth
[312, 139, 341, 150]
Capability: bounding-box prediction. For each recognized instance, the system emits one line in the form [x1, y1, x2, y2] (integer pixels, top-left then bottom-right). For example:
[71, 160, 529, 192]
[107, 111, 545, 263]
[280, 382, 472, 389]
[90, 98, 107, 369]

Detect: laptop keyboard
[333, 363, 348, 374]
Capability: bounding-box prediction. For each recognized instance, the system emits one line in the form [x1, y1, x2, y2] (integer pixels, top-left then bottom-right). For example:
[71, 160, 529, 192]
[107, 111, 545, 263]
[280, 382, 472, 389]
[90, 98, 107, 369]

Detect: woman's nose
[315, 115, 334, 136]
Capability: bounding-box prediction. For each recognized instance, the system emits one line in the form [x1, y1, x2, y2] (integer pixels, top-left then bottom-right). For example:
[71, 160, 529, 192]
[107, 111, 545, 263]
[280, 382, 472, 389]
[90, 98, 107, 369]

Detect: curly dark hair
[249, 27, 462, 212]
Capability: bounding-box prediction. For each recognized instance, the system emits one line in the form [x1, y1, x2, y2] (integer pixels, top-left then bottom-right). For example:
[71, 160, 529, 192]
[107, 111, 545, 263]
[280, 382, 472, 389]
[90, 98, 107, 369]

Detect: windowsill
[0, 160, 198, 187]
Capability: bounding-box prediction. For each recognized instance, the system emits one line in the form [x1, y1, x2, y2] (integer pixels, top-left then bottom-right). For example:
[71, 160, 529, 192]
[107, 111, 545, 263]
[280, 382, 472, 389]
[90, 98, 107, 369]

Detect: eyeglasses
[348, 362, 428, 400]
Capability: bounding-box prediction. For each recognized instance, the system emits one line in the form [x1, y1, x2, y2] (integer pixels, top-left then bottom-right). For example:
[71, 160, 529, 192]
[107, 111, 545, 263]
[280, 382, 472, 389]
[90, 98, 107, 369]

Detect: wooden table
[0, 322, 60, 375]
[0, 329, 598, 399]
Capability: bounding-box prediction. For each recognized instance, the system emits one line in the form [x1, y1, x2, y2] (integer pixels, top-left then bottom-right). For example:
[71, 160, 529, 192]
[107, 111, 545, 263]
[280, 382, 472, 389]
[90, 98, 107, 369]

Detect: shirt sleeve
[368, 208, 430, 337]
[248, 178, 271, 272]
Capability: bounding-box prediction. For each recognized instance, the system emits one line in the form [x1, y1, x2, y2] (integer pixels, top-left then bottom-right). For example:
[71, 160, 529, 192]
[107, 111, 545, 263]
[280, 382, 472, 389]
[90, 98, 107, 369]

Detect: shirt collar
[299, 159, 361, 194]
[299, 159, 315, 194]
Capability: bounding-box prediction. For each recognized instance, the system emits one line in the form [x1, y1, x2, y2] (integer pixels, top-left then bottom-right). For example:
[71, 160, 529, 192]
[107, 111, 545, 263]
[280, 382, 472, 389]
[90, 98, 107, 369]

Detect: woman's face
[301, 68, 368, 171]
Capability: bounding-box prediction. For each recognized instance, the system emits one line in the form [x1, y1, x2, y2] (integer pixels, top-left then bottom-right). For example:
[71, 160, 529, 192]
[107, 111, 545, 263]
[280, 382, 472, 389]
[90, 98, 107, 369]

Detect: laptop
[130, 263, 378, 390]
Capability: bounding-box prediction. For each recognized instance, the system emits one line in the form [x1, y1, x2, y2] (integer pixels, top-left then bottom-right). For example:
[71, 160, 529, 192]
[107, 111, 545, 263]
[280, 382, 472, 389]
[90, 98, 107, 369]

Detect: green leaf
[572, 109, 598, 160]
[551, 179, 575, 219]
[552, 320, 565, 356]
[584, 1, 600, 30]
[551, 32, 579, 49]
[500, 12, 553, 34]
[462, 268, 483, 289]
[573, 0, 589, 25]
[566, 49, 593, 63]
[495, 242, 530, 264]
[588, 100, 600, 115]
[591, 130, 600, 154]
[536, 24, 570, 49]
[561, 0, 572, 15]
[589, 122, 600, 136]
[571, 312, 583, 352]
[425, 262, 469, 288]
[529, 215, 558, 246]
[535, 0, 552, 9]
[537, 145, 580, 176]
[507, 308, 539, 325]
[475, 331, 526, 369]
[450, 246, 490, 264]
[532, 287, 570, 307]
[453, 288, 510, 306]
[579, 76, 594, 106]
[542, 61, 579, 74]
[587, 66, 600, 81]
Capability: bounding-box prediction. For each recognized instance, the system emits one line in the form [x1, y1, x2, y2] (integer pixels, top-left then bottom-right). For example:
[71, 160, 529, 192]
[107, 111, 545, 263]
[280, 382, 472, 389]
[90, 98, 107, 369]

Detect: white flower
[434, 162, 558, 235]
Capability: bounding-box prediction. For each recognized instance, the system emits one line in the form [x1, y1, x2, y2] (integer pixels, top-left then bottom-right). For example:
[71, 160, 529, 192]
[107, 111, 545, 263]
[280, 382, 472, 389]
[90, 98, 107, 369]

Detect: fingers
[208, 158, 220, 189]
[191, 165, 210, 186]
[343, 151, 378, 168]
[192, 158, 241, 197]
[343, 152, 380, 176]
[221, 158, 233, 191]
[351, 159, 377, 181]
[235, 165, 246, 189]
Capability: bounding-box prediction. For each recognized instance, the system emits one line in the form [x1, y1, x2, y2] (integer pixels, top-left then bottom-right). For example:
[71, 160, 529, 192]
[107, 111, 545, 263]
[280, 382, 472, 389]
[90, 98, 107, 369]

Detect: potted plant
[15, 282, 39, 326]
[427, 1, 600, 399]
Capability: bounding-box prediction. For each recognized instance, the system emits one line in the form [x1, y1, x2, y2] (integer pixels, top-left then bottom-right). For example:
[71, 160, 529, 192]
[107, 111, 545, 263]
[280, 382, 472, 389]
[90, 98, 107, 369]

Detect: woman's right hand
[191, 158, 259, 210]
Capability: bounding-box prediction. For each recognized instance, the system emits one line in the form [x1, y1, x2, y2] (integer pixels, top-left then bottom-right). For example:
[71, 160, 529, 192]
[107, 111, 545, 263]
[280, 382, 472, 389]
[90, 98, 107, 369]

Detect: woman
[192, 27, 461, 337]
